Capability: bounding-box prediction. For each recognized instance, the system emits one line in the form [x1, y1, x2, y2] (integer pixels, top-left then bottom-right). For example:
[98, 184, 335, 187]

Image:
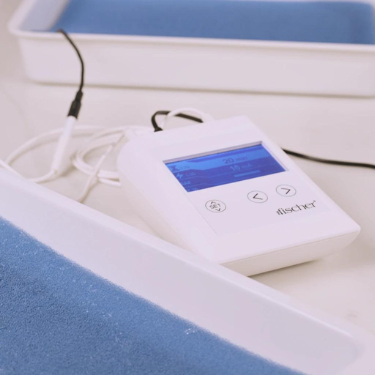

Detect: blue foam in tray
[49, 0, 375, 44]
[0, 218, 303, 375]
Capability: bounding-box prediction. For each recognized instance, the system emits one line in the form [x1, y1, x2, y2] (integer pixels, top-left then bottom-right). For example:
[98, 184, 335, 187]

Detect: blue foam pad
[49, 0, 375, 44]
[0, 217, 303, 375]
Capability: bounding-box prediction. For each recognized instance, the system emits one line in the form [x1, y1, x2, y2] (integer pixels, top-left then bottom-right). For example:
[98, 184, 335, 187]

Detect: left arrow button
[247, 191, 268, 203]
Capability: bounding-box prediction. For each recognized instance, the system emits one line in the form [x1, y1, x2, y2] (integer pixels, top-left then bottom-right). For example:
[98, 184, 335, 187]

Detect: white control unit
[118, 117, 360, 275]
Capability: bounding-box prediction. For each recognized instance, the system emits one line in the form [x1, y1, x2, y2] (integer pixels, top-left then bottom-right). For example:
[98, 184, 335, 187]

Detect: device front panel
[163, 140, 328, 235]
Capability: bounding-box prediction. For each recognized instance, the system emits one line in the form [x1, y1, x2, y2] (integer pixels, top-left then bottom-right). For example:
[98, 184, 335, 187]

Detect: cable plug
[50, 116, 77, 175]
[68, 91, 83, 118]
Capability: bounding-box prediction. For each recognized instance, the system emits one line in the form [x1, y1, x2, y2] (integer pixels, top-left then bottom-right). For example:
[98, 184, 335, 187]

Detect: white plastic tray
[1, 169, 375, 374]
[8, 0, 375, 97]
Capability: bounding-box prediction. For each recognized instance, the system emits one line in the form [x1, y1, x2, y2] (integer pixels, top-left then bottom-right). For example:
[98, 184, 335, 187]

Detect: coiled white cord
[72, 125, 153, 186]
[0, 123, 151, 201]
[0, 108, 213, 202]
[160, 107, 214, 130]
[4, 123, 103, 182]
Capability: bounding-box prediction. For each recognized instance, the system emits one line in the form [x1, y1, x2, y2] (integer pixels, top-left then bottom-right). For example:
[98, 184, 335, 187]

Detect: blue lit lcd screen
[165, 144, 285, 192]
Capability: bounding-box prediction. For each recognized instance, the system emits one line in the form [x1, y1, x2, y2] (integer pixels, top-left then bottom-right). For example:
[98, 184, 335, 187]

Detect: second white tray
[9, 0, 375, 97]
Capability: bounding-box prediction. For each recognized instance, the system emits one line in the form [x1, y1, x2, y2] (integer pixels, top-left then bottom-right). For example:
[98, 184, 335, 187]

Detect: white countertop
[2, 0, 375, 335]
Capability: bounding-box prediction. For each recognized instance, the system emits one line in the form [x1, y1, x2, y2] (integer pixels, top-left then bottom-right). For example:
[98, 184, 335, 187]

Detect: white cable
[5, 125, 103, 182]
[7, 117, 79, 183]
[31, 170, 58, 184]
[0, 107, 214, 201]
[0, 159, 20, 175]
[72, 125, 153, 184]
[1, 124, 152, 187]
[160, 107, 214, 130]
[76, 133, 125, 203]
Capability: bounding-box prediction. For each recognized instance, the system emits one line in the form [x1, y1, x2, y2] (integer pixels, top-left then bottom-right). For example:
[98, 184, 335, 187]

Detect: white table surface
[1, 0, 375, 335]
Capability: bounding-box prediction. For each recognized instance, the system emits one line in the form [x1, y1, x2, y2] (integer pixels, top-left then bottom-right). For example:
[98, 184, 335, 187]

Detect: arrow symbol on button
[282, 188, 291, 195]
[253, 193, 262, 200]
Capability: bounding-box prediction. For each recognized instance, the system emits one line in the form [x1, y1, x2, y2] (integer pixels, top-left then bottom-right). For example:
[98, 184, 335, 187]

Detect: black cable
[58, 29, 84, 118]
[282, 149, 375, 170]
[151, 110, 375, 171]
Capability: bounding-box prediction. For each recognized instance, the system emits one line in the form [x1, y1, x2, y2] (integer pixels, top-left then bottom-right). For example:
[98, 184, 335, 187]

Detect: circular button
[205, 200, 226, 213]
[276, 184, 296, 197]
[247, 191, 268, 203]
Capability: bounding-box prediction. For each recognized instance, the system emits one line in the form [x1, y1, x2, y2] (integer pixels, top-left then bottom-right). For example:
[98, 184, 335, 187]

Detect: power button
[205, 200, 226, 213]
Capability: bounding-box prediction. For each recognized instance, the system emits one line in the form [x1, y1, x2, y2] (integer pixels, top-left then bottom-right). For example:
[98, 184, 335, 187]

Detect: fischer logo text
[277, 201, 317, 216]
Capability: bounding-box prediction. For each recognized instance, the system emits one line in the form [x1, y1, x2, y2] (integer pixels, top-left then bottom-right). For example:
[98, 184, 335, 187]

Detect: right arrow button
[276, 184, 297, 197]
